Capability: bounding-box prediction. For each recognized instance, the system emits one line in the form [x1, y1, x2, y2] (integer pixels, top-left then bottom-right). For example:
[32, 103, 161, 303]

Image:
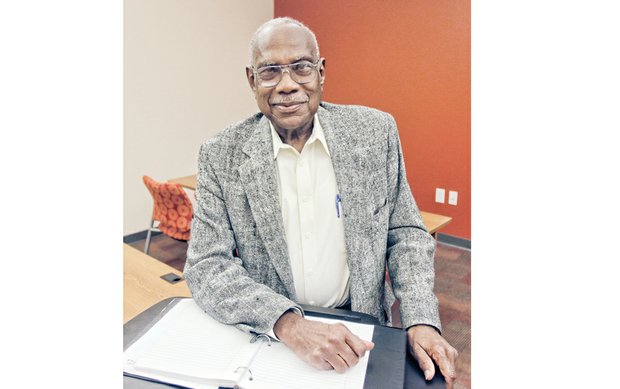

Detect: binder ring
[234, 366, 253, 381]
[250, 333, 272, 346]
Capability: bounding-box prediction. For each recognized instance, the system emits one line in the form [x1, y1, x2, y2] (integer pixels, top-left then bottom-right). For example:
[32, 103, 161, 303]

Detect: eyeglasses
[252, 59, 320, 88]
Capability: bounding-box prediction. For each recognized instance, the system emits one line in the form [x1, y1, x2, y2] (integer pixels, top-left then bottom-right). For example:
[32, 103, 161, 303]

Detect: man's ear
[318, 58, 326, 85]
[246, 66, 257, 93]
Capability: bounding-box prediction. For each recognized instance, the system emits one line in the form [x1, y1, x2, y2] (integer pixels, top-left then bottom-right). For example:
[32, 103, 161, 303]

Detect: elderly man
[185, 17, 458, 387]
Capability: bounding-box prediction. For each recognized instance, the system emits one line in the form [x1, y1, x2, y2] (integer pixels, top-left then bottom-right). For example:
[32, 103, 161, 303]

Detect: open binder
[123, 298, 374, 389]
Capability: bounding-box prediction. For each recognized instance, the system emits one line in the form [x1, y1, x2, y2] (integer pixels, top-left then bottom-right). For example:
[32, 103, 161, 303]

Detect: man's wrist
[406, 324, 441, 335]
[273, 308, 303, 341]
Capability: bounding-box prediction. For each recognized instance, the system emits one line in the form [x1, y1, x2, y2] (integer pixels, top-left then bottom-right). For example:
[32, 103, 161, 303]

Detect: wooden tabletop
[123, 244, 191, 324]
[168, 174, 452, 236]
[419, 211, 452, 235]
[168, 175, 197, 190]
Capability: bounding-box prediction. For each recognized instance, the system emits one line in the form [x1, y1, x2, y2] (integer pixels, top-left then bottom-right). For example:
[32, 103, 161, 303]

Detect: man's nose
[275, 68, 299, 92]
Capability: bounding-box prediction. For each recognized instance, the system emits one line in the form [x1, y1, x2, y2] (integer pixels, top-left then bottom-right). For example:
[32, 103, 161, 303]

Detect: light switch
[448, 190, 458, 206]
[435, 188, 445, 203]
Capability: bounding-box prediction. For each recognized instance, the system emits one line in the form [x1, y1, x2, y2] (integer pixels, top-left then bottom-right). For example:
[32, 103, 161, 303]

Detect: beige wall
[124, 0, 273, 235]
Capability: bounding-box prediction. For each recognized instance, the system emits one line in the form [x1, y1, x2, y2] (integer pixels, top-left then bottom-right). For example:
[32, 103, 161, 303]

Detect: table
[167, 174, 196, 191]
[169, 174, 453, 237]
[420, 210, 452, 238]
[123, 244, 191, 324]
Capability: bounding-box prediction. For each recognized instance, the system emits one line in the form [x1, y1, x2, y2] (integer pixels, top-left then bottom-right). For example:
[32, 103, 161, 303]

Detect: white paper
[123, 299, 374, 389]
[124, 299, 256, 388]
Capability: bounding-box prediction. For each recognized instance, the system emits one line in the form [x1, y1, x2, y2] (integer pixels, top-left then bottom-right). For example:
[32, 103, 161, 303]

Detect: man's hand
[274, 311, 374, 373]
[407, 325, 458, 389]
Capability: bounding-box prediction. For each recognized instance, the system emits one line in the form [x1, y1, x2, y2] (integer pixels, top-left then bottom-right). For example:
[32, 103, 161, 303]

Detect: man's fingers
[323, 351, 350, 373]
[345, 332, 374, 358]
[430, 345, 458, 388]
[410, 342, 435, 380]
[310, 346, 345, 371]
[333, 345, 359, 369]
[331, 326, 370, 370]
[324, 325, 375, 372]
[407, 325, 459, 386]
[314, 358, 334, 371]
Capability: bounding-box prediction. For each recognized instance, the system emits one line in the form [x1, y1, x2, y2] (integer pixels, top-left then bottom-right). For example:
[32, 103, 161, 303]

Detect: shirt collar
[269, 113, 331, 159]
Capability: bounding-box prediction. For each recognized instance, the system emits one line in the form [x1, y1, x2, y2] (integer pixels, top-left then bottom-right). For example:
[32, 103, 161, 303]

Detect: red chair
[142, 176, 193, 254]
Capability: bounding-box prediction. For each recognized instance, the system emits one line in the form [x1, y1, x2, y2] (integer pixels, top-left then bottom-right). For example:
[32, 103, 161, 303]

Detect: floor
[128, 234, 471, 389]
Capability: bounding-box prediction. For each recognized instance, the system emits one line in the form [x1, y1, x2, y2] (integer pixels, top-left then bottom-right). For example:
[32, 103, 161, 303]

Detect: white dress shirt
[270, 114, 350, 308]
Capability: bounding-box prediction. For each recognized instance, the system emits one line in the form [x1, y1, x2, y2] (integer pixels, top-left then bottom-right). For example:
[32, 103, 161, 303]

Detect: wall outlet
[435, 188, 445, 203]
[448, 190, 458, 206]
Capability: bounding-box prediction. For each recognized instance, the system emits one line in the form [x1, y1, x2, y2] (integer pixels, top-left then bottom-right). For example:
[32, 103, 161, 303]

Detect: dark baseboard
[436, 233, 471, 250]
[123, 230, 162, 244]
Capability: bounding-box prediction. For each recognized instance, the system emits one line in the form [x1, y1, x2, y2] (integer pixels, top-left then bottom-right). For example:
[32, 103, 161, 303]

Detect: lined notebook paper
[123, 299, 374, 389]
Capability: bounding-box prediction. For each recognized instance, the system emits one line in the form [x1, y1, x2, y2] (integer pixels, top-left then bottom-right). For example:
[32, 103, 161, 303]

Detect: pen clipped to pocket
[335, 194, 342, 218]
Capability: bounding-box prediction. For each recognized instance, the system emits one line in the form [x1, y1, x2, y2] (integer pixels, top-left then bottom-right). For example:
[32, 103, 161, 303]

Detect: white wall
[124, 0, 273, 235]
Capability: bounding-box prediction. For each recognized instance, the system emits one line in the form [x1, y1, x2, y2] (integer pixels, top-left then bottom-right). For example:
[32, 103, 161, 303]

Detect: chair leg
[144, 219, 155, 254]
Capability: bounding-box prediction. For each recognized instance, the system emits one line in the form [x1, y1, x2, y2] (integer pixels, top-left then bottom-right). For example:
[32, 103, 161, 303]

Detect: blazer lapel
[237, 116, 297, 300]
[318, 106, 373, 306]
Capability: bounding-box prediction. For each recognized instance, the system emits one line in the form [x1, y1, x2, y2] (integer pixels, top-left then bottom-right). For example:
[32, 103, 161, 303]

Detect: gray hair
[249, 17, 320, 67]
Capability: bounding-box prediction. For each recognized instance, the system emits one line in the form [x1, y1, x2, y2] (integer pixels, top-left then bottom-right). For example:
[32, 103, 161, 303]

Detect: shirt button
[302, 196, 309, 203]
[304, 233, 310, 239]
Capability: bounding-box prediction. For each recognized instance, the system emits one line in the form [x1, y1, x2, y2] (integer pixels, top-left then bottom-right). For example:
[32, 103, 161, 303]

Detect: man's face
[246, 24, 325, 134]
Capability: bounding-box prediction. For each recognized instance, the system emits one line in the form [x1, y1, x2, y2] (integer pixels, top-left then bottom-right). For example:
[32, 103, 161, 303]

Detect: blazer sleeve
[383, 114, 442, 332]
[184, 142, 300, 334]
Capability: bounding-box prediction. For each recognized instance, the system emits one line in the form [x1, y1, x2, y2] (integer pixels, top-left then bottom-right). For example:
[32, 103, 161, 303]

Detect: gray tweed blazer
[185, 102, 441, 334]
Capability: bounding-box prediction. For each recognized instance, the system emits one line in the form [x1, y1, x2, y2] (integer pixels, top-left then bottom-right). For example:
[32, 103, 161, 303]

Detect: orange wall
[275, 0, 471, 240]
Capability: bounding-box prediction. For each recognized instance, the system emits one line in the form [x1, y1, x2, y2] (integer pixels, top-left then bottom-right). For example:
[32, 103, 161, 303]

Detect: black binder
[123, 298, 445, 389]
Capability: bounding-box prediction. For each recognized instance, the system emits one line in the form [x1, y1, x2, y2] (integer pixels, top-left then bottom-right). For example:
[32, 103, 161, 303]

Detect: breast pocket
[372, 197, 387, 216]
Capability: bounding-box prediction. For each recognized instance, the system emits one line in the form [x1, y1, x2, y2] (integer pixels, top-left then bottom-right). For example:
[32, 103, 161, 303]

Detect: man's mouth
[271, 100, 308, 112]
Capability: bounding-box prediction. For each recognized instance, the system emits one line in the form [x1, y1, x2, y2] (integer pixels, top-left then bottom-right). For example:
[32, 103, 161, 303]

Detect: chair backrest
[142, 175, 193, 241]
